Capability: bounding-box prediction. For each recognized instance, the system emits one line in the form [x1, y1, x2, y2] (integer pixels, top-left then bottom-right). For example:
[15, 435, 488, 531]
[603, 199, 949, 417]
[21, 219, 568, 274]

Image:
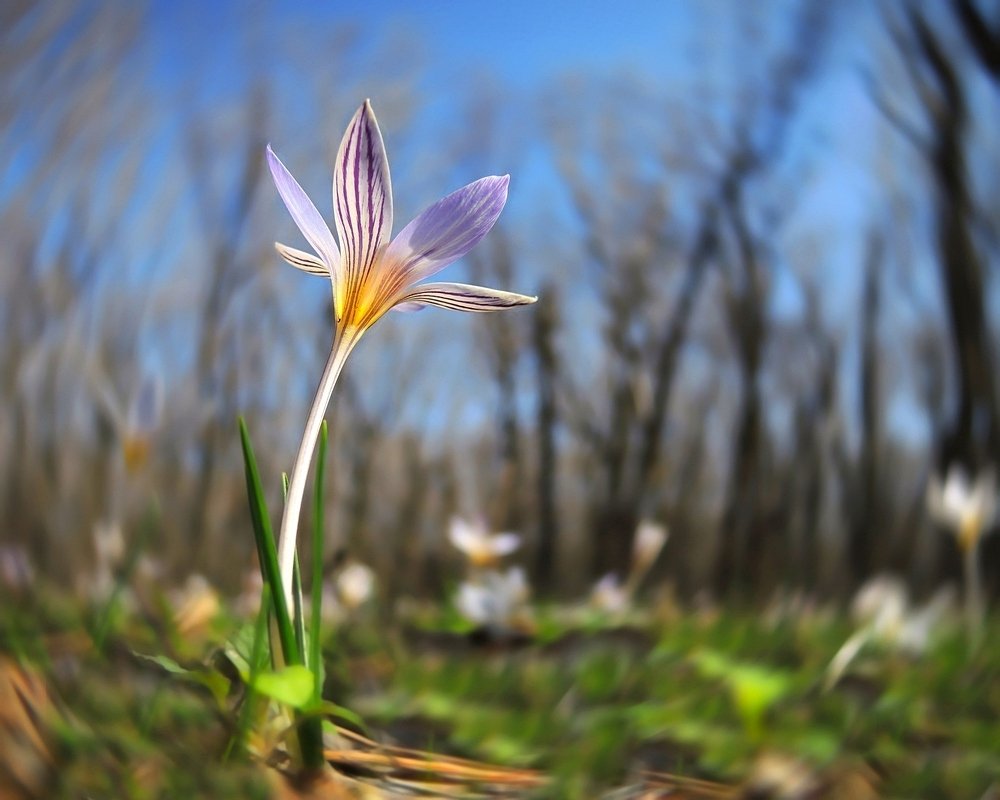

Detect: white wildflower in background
[448, 516, 521, 569]
[927, 464, 997, 650]
[590, 573, 630, 615]
[336, 561, 375, 611]
[825, 574, 955, 690]
[927, 465, 997, 552]
[630, 520, 668, 585]
[588, 519, 668, 616]
[455, 567, 531, 632]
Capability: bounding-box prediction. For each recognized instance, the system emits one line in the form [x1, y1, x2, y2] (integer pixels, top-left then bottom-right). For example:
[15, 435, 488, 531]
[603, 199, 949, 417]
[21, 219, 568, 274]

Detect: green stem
[963, 542, 983, 653]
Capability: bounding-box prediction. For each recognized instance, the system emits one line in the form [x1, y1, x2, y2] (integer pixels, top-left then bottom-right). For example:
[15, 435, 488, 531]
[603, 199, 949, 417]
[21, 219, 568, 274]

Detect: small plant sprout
[927, 464, 997, 648]
[267, 100, 536, 611]
[448, 516, 521, 569]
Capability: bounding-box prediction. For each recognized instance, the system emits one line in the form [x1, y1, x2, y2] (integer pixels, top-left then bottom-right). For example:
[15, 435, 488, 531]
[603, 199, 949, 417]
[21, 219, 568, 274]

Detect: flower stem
[962, 541, 983, 653]
[278, 331, 355, 615]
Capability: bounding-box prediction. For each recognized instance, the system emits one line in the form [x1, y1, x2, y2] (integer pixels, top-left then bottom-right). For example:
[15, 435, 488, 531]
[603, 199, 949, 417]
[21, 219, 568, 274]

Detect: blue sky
[8, 0, 962, 446]
[285, 1, 694, 84]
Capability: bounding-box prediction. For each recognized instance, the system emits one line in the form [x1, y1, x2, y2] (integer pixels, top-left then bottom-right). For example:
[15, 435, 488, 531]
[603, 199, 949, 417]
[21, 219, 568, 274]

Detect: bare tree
[870, 1, 1000, 471]
[531, 283, 560, 590]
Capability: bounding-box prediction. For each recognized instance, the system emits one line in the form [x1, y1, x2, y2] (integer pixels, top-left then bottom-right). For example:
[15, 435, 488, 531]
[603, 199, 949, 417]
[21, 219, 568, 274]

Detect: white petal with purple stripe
[393, 282, 536, 313]
[333, 100, 393, 290]
[265, 145, 340, 272]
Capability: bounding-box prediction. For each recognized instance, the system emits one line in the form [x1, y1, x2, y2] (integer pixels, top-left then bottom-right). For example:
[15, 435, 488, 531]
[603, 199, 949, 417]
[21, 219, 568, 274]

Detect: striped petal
[385, 175, 509, 284]
[266, 145, 340, 271]
[333, 100, 393, 290]
[392, 282, 536, 313]
[274, 242, 329, 276]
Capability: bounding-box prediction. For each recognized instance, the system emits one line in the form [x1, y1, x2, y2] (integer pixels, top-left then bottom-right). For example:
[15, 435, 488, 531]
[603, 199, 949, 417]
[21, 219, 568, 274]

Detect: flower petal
[333, 100, 393, 289]
[393, 282, 536, 313]
[385, 175, 509, 284]
[490, 533, 521, 557]
[448, 517, 480, 554]
[274, 243, 329, 276]
[391, 302, 426, 313]
[266, 145, 340, 270]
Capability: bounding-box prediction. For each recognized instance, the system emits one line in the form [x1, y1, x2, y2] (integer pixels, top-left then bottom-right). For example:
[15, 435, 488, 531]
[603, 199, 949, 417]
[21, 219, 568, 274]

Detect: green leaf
[225, 621, 270, 682]
[134, 652, 230, 708]
[252, 665, 315, 710]
[135, 651, 191, 676]
[311, 700, 366, 731]
[310, 420, 329, 700]
[238, 417, 299, 667]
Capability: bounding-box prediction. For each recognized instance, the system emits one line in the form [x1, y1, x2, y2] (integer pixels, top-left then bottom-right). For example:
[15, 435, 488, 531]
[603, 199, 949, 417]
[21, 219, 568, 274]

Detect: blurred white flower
[826, 574, 954, 689]
[590, 573, 630, 615]
[455, 567, 530, 630]
[927, 465, 997, 552]
[587, 520, 668, 615]
[448, 516, 521, 568]
[927, 464, 996, 650]
[91, 520, 125, 602]
[851, 573, 908, 637]
[337, 562, 375, 610]
[631, 520, 668, 579]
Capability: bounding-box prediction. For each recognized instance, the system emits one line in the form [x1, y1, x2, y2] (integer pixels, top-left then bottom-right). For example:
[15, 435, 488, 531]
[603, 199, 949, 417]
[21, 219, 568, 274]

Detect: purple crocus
[267, 100, 535, 607]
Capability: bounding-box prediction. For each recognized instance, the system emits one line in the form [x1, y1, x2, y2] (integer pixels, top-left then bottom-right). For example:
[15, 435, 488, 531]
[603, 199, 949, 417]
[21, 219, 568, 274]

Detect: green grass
[2, 590, 999, 798]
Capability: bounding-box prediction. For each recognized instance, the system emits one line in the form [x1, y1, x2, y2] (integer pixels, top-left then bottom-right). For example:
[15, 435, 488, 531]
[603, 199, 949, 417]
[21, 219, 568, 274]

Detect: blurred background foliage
[2, 0, 1000, 609]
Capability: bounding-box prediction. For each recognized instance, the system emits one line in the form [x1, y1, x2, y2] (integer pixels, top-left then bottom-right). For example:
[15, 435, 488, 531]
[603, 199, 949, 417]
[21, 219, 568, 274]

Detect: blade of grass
[310, 420, 329, 701]
[238, 418, 325, 772]
[238, 418, 299, 667]
[92, 500, 159, 651]
[293, 554, 307, 659]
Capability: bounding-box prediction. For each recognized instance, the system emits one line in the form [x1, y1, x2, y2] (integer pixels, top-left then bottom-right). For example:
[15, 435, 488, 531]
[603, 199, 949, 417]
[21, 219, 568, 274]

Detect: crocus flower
[448, 516, 521, 569]
[267, 101, 536, 608]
